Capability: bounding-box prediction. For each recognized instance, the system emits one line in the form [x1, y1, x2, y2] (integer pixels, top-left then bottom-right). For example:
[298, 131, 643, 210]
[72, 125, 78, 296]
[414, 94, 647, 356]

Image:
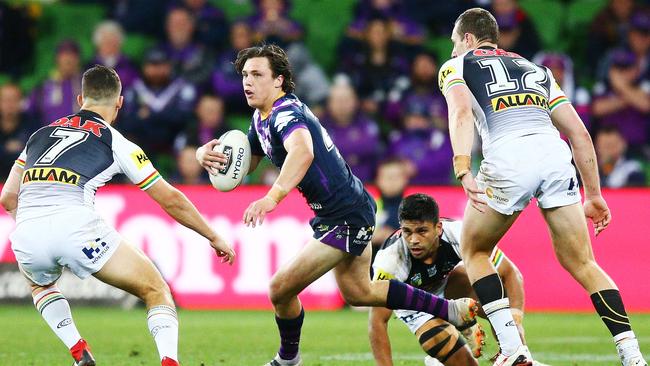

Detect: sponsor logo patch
[22, 167, 79, 186]
[82, 238, 110, 264]
[375, 270, 395, 281]
[410, 273, 423, 286]
[491, 93, 549, 112]
[438, 66, 455, 90]
[218, 146, 233, 175]
[130, 150, 151, 170]
[57, 318, 72, 328]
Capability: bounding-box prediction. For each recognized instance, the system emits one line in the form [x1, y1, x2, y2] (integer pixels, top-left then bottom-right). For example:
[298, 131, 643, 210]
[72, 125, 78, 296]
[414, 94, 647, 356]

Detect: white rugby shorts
[476, 134, 581, 215]
[10, 206, 121, 285]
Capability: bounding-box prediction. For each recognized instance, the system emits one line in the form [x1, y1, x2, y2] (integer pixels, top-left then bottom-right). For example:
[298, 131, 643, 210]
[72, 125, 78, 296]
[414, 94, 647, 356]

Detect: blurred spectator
[387, 106, 453, 185]
[90, 21, 139, 89]
[595, 126, 646, 187]
[338, 16, 409, 116]
[175, 0, 229, 51]
[173, 146, 208, 185]
[0, 3, 35, 78]
[493, 0, 541, 59]
[175, 94, 229, 151]
[27, 40, 82, 125]
[592, 49, 650, 154]
[371, 157, 410, 251]
[248, 0, 303, 46]
[286, 44, 330, 109]
[0, 84, 34, 179]
[402, 0, 468, 36]
[625, 11, 650, 80]
[112, 0, 169, 38]
[162, 7, 214, 85]
[212, 21, 254, 113]
[320, 81, 382, 182]
[596, 10, 650, 81]
[346, 0, 425, 56]
[533, 52, 591, 128]
[121, 48, 197, 161]
[587, 0, 636, 75]
[385, 51, 447, 130]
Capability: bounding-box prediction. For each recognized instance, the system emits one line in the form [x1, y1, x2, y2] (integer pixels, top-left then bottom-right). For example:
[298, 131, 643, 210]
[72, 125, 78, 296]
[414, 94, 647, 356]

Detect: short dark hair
[398, 193, 440, 223]
[455, 8, 499, 44]
[82, 65, 121, 103]
[234, 44, 296, 93]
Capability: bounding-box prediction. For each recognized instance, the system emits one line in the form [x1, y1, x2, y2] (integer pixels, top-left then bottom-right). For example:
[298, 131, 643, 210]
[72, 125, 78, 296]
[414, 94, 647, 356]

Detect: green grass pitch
[1, 305, 648, 365]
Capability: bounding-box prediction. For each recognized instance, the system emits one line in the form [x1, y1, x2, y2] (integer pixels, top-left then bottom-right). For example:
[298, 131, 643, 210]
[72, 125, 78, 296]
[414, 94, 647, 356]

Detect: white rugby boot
[492, 345, 533, 366]
[459, 321, 486, 358]
[264, 353, 303, 366]
[618, 335, 648, 366]
[447, 297, 479, 328]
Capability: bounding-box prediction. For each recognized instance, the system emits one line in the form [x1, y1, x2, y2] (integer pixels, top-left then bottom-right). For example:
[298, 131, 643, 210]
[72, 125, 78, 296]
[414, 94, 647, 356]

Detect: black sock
[472, 273, 507, 306]
[276, 308, 304, 360]
[590, 289, 632, 337]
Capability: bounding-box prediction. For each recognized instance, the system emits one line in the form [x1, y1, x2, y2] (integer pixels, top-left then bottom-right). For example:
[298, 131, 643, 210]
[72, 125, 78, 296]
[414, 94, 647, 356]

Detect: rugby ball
[208, 130, 251, 192]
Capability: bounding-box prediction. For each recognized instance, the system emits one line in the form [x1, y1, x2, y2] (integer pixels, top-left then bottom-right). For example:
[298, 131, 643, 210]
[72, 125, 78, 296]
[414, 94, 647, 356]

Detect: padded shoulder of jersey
[373, 236, 409, 281]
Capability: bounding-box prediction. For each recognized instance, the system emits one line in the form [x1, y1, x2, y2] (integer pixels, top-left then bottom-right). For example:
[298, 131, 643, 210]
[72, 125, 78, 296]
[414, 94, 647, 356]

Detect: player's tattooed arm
[0, 164, 22, 220]
[445, 84, 486, 212]
[550, 103, 602, 198]
[551, 103, 611, 235]
[369, 306, 395, 366]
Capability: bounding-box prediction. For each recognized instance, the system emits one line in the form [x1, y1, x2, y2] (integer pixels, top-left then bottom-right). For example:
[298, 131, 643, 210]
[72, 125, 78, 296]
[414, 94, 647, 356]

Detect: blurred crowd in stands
[1, 0, 649, 192]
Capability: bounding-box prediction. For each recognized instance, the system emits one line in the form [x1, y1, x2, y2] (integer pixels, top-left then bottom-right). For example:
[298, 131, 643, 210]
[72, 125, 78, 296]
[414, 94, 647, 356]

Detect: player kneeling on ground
[0, 65, 235, 366]
[369, 194, 548, 366]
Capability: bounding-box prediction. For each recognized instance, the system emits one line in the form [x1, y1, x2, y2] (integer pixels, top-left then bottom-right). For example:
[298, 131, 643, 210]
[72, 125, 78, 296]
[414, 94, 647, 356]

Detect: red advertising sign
[0, 185, 648, 311]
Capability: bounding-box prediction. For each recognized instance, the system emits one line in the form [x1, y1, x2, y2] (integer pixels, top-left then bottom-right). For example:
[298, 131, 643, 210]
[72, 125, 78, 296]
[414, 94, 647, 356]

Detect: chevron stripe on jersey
[15, 110, 160, 216]
[438, 47, 569, 156]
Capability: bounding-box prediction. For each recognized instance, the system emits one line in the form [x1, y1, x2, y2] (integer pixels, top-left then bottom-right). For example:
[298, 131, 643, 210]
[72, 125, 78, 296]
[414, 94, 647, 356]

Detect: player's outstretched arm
[550, 103, 611, 235]
[145, 178, 235, 264]
[445, 85, 486, 212]
[0, 164, 23, 220]
[369, 306, 395, 366]
[243, 128, 313, 227]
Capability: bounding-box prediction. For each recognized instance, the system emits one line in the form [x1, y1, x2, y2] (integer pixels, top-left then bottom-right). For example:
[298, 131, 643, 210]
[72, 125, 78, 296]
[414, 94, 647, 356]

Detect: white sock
[33, 287, 81, 349]
[147, 305, 179, 361]
[482, 298, 522, 356]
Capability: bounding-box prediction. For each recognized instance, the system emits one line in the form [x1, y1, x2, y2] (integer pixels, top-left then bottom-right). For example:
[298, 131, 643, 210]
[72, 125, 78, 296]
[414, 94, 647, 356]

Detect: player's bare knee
[341, 292, 364, 307]
[138, 278, 173, 307]
[268, 274, 294, 305]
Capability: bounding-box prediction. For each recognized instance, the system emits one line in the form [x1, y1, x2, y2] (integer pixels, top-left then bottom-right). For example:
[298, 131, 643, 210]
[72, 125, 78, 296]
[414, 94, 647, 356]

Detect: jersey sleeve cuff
[443, 78, 467, 96]
[549, 96, 570, 112]
[15, 159, 25, 168]
[490, 248, 505, 268]
[136, 170, 162, 190]
[280, 123, 308, 142]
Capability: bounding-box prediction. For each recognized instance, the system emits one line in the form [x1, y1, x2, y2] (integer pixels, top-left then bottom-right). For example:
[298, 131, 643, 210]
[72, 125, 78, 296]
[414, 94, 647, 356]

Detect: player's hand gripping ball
[208, 130, 251, 192]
